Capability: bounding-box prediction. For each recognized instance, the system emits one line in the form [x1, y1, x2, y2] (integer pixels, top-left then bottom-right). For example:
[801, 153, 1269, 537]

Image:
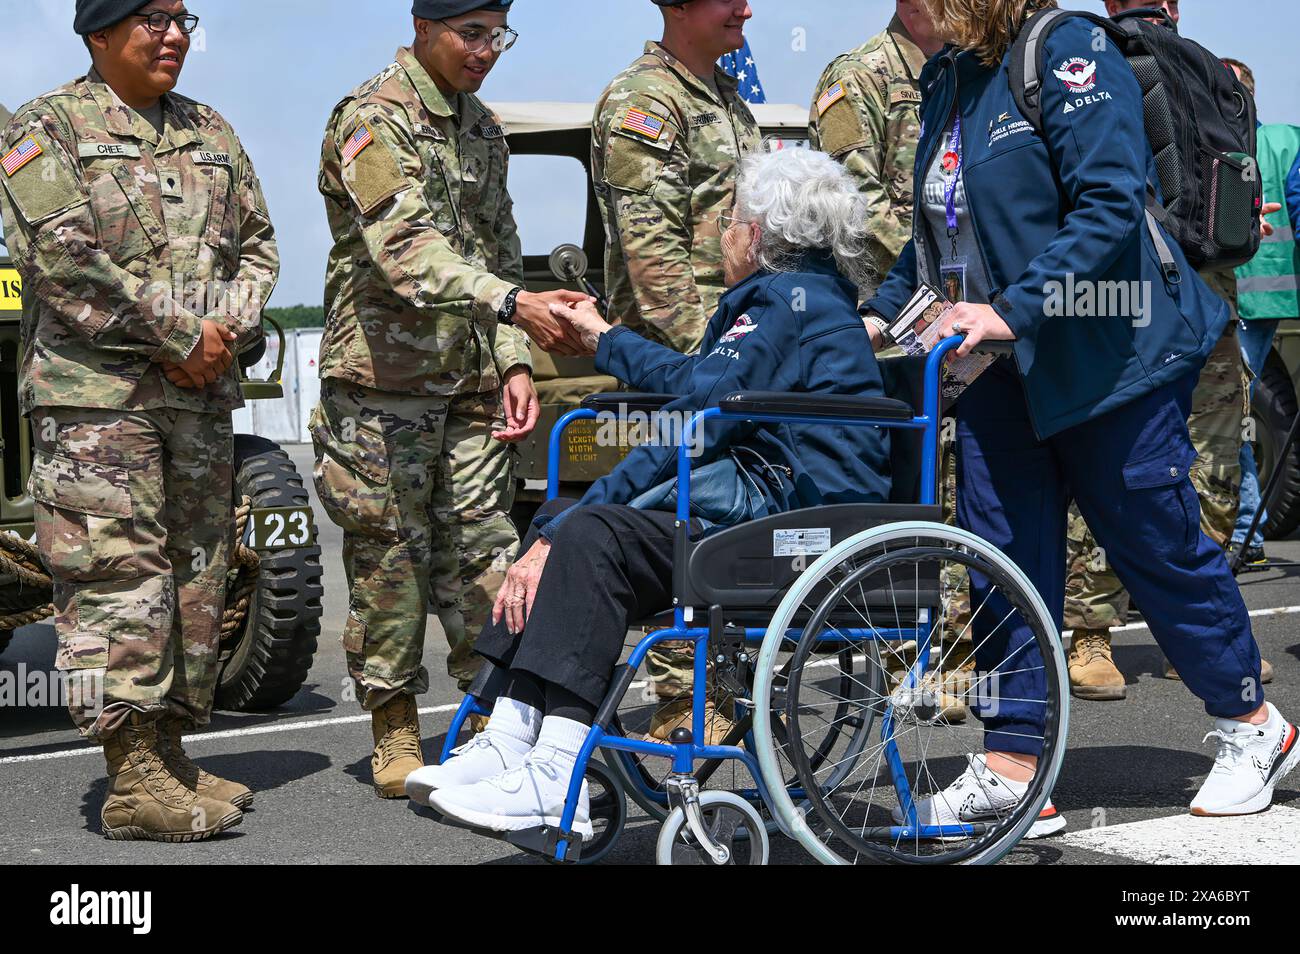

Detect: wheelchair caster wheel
[655, 791, 769, 865]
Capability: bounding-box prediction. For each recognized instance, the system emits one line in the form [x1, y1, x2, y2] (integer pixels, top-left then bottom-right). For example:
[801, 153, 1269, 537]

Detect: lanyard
[942, 113, 962, 257]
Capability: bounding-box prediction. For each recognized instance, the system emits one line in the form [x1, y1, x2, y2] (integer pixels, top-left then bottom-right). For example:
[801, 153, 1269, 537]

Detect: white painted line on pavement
[4, 603, 1299, 769]
[0, 703, 463, 766]
[1058, 804, 1300, 864]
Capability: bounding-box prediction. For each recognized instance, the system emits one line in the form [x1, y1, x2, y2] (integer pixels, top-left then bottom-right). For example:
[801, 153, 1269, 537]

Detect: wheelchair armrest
[579, 392, 677, 413]
[719, 390, 914, 421]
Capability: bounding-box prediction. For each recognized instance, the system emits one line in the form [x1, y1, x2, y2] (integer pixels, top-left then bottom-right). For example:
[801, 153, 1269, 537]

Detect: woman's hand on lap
[493, 539, 552, 635]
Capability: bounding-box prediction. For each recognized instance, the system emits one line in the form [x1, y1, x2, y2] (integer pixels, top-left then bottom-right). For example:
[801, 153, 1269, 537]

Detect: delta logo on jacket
[1055, 57, 1113, 114]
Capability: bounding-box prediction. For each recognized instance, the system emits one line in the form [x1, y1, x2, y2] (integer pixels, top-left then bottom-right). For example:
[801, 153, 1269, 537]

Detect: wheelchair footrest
[408, 802, 587, 862]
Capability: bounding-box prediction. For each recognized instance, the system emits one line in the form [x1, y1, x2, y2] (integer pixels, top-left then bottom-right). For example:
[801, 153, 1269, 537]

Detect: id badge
[940, 258, 968, 304]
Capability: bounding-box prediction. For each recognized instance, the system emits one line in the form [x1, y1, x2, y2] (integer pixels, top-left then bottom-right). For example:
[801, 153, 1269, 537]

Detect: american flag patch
[620, 107, 665, 141]
[341, 125, 373, 164]
[2, 136, 43, 177]
[816, 82, 846, 116]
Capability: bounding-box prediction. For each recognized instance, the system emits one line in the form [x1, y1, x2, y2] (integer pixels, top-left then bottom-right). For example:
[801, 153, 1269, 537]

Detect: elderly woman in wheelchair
[407, 147, 1069, 865]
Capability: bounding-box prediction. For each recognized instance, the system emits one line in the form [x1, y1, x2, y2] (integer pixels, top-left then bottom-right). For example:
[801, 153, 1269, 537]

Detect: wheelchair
[419, 336, 1070, 865]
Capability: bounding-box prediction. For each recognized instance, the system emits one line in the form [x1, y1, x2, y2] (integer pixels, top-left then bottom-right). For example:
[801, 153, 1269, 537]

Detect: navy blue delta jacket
[534, 252, 892, 542]
[867, 16, 1230, 439]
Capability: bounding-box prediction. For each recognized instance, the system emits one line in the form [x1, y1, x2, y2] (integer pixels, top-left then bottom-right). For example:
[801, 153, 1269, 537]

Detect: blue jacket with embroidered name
[866, 16, 1229, 439]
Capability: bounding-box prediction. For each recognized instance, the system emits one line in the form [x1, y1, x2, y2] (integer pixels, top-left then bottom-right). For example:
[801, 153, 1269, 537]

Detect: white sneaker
[1190, 702, 1300, 816]
[1025, 799, 1067, 839]
[404, 732, 531, 807]
[427, 744, 593, 840]
[890, 754, 1049, 839]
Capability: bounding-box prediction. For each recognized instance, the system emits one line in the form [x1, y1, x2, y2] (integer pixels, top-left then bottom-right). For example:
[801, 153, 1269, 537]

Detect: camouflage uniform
[315, 47, 531, 703]
[0, 70, 278, 739]
[808, 15, 926, 299]
[593, 41, 760, 354]
[592, 41, 760, 699]
[1064, 269, 1249, 630]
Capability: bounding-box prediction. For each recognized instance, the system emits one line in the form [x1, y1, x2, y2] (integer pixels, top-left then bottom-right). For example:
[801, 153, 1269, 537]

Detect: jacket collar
[643, 41, 739, 106]
[722, 249, 844, 303]
[83, 67, 200, 150]
[396, 46, 456, 119]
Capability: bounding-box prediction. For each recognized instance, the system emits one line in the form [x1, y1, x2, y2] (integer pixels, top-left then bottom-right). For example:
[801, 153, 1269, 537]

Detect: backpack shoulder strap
[1008, 8, 1123, 137]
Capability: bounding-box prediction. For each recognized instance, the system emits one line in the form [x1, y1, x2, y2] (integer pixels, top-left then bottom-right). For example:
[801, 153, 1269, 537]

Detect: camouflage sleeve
[208, 132, 279, 350]
[0, 107, 204, 363]
[330, 103, 514, 321]
[489, 148, 531, 375]
[810, 65, 907, 273]
[597, 95, 705, 352]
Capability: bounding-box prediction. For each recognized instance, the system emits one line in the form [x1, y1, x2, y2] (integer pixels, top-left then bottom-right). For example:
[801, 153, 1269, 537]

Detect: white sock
[530, 715, 591, 770]
[486, 696, 542, 746]
[1216, 701, 1279, 735]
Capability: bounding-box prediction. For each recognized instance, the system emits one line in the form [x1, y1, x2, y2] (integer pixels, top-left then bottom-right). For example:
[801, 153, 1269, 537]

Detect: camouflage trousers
[30, 406, 233, 741]
[1064, 325, 1249, 630]
[311, 380, 519, 707]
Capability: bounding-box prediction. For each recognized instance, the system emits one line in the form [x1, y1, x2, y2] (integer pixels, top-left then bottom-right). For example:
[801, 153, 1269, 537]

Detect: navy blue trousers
[956, 361, 1262, 756]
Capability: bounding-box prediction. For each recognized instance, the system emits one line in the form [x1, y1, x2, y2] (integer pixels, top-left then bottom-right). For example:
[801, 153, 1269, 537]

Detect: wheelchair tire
[751, 522, 1068, 866]
[556, 760, 626, 866]
[655, 791, 769, 865]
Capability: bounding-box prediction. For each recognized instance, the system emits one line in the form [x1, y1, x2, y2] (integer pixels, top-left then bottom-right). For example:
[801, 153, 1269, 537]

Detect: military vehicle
[0, 142, 324, 709]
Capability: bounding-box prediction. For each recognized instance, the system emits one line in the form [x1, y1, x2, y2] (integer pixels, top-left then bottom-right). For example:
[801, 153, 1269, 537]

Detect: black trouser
[474, 499, 694, 710]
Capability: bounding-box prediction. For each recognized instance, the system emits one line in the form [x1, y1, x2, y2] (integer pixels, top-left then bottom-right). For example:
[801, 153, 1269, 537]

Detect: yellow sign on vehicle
[0, 267, 21, 311]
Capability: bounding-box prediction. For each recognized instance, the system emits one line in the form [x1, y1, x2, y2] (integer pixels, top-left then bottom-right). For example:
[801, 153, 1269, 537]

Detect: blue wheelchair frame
[439, 336, 972, 861]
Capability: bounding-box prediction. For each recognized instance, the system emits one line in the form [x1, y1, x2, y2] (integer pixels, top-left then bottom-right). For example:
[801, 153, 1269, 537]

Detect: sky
[4, 0, 1299, 306]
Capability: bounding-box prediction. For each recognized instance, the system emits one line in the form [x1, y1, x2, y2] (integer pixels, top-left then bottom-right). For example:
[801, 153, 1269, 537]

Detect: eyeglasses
[717, 210, 740, 233]
[437, 20, 519, 54]
[133, 12, 201, 35]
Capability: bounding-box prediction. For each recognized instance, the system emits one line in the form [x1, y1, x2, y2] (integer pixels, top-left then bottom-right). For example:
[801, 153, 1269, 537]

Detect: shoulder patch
[720, 313, 759, 343]
[620, 107, 666, 142]
[341, 124, 374, 164]
[2, 136, 43, 176]
[816, 82, 847, 116]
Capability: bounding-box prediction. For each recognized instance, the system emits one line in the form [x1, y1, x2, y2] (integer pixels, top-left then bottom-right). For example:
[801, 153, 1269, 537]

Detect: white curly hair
[733, 147, 874, 289]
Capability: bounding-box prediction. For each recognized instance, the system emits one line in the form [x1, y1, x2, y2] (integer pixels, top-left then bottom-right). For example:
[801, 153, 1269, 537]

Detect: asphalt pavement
[1, 443, 1297, 865]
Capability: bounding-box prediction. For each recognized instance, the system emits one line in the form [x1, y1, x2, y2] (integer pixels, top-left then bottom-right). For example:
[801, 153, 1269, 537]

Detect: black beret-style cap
[74, 0, 151, 35]
[412, 0, 513, 19]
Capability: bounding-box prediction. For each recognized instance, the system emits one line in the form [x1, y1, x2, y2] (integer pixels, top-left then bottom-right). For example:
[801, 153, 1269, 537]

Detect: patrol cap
[74, 0, 152, 35]
[412, 0, 513, 19]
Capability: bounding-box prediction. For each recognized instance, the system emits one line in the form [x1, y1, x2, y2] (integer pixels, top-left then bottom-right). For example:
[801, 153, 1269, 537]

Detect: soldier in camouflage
[0, 0, 274, 840]
[314, 0, 587, 797]
[811, 3, 973, 721]
[591, 0, 760, 743]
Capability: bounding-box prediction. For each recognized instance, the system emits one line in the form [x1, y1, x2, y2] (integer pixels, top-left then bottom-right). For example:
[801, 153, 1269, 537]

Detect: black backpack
[1009, 6, 1261, 275]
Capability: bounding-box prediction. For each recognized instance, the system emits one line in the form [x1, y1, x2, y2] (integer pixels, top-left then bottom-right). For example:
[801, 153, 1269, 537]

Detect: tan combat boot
[645, 695, 738, 746]
[100, 713, 243, 842]
[467, 712, 491, 735]
[371, 694, 424, 798]
[1068, 629, 1127, 701]
[157, 715, 254, 809]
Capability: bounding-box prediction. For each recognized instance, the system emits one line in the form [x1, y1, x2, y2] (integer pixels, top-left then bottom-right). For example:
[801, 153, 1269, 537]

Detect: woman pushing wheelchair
[404, 147, 895, 838]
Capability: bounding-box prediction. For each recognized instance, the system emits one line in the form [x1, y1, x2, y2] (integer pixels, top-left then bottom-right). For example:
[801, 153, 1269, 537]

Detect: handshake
[160, 319, 239, 389]
[512, 289, 613, 357]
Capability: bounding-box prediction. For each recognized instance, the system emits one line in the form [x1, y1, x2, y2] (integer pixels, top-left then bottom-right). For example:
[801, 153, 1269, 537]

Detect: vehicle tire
[215, 435, 324, 711]
[1251, 353, 1300, 539]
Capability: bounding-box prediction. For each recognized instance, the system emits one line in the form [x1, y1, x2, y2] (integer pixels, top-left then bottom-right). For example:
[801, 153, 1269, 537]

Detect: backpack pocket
[1205, 149, 1260, 265]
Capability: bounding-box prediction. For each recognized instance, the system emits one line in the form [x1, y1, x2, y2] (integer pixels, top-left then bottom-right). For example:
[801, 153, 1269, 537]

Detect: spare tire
[215, 435, 324, 711]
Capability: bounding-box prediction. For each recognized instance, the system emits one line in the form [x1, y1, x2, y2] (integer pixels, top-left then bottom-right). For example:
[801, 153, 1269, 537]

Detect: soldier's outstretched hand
[494, 366, 540, 443]
[163, 319, 237, 388]
[514, 289, 593, 356]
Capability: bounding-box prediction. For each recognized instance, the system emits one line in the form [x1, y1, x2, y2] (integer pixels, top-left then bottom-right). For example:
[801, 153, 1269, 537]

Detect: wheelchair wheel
[607, 646, 881, 827]
[752, 522, 1068, 865]
[564, 760, 627, 866]
[655, 791, 770, 865]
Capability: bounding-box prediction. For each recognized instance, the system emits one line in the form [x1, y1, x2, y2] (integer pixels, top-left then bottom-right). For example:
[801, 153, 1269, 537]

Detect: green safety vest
[1237, 123, 1300, 320]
